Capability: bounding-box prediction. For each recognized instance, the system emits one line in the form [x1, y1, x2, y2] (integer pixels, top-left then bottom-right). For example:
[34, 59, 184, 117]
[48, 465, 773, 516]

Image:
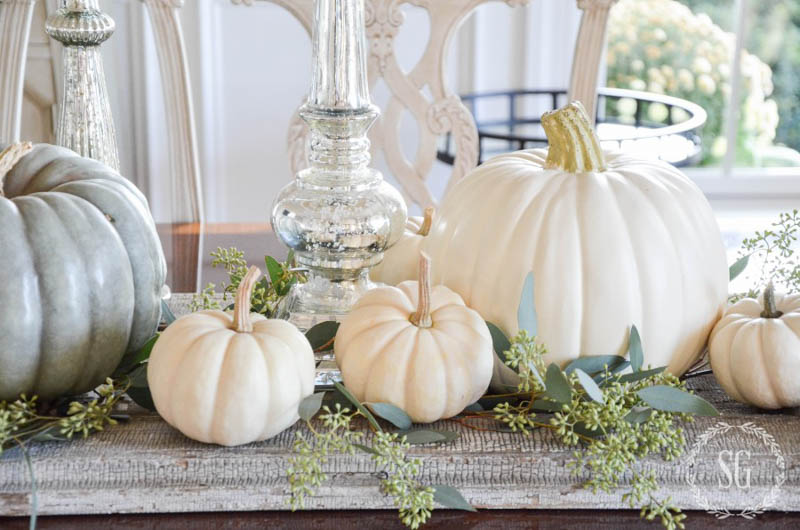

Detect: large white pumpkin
[148, 266, 315, 446]
[423, 102, 728, 384]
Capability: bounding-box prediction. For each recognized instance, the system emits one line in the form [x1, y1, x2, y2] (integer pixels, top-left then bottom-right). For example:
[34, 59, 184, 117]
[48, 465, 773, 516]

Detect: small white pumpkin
[335, 253, 493, 423]
[148, 266, 315, 446]
[370, 207, 434, 286]
[709, 284, 800, 409]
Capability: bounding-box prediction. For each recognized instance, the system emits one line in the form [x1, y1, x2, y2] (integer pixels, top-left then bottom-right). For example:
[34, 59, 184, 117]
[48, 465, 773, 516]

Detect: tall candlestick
[46, 0, 120, 170]
[271, 0, 407, 331]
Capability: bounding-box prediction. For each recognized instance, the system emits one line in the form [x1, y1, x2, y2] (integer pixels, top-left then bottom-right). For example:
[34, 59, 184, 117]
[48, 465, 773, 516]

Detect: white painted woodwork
[569, 0, 618, 119]
[20, 0, 58, 144]
[142, 0, 205, 225]
[0, 0, 36, 143]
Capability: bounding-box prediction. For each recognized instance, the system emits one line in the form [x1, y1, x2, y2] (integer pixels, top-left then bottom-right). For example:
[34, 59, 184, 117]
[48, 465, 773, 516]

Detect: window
[606, 0, 800, 197]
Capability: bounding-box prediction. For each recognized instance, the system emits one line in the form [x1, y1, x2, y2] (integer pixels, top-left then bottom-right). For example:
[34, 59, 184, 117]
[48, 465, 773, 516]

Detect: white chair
[238, 0, 618, 209]
[2, 0, 616, 212]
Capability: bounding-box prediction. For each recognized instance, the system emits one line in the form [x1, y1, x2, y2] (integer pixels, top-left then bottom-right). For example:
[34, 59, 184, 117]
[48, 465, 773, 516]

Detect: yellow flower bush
[607, 0, 780, 164]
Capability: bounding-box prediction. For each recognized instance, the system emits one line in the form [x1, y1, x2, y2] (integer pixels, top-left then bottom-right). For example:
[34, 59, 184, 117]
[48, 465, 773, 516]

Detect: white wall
[29, 0, 583, 223]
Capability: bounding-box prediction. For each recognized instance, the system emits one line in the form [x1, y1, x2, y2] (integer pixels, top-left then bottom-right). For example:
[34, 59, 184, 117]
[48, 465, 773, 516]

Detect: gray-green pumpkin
[0, 143, 166, 400]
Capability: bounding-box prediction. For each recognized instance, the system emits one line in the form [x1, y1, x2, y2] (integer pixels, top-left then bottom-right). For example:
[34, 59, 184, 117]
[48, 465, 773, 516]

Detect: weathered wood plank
[0, 295, 797, 516]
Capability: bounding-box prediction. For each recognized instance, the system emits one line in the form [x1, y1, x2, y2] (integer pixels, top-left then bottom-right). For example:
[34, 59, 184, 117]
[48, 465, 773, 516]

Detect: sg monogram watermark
[686, 422, 786, 519]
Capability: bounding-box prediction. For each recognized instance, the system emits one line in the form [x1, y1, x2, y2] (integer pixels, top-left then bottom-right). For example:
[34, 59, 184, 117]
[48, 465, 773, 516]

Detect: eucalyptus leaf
[572, 422, 605, 439]
[433, 484, 476, 512]
[463, 402, 483, 412]
[517, 272, 538, 335]
[305, 321, 340, 352]
[366, 402, 412, 430]
[333, 382, 381, 431]
[113, 334, 159, 377]
[544, 363, 572, 404]
[594, 360, 631, 386]
[531, 399, 563, 412]
[161, 299, 176, 326]
[629, 325, 644, 373]
[574, 369, 605, 404]
[127, 364, 148, 388]
[27, 426, 67, 443]
[298, 392, 326, 421]
[402, 430, 459, 445]
[526, 360, 546, 388]
[565, 355, 628, 376]
[624, 406, 653, 424]
[486, 322, 512, 365]
[126, 386, 156, 412]
[476, 395, 523, 410]
[617, 366, 666, 383]
[729, 254, 750, 282]
[353, 443, 380, 456]
[637, 385, 719, 416]
[265, 256, 283, 286]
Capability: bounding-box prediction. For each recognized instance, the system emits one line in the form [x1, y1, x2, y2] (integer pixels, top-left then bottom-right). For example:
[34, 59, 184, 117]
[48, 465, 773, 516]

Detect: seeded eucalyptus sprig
[730, 209, 800, 301]
[191, 247, 304, 317]
[482, 327, 715, 530]
[0, 378, 130, 455]
[288, 383, 471, 529]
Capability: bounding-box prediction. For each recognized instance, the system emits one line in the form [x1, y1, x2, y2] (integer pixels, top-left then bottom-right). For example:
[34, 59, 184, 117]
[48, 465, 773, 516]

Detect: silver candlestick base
[271, 0, 407, 333]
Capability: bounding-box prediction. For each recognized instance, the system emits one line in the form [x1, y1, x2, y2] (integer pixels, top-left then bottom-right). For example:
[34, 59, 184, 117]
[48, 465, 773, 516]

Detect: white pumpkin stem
[418, 207, 435, 236]
[233, 265, 262, 333]
[761, 282, 784, 319]
[541, 101, 606, 173]
[0, 142, 33, 197]
[409, 252, 433, 328]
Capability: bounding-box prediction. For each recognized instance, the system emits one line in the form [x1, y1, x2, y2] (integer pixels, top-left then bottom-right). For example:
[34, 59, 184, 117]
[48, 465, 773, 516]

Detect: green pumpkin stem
[233, 265, 262, 333]
[418, 207, 435, 237]
[541, 101, 606, 173]
[409, 252, 433, 328]
[0, 142, 34, 198]
[761, 282, 784, 319]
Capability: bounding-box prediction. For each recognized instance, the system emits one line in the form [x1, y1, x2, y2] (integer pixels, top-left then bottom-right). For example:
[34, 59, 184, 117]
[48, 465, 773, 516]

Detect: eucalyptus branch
[489, 331, 707, 529]
[191, 247, 305, 317]
[287, 402, 436, 529]
[732, 209, 800, 300]
[0, 378, 130, 454]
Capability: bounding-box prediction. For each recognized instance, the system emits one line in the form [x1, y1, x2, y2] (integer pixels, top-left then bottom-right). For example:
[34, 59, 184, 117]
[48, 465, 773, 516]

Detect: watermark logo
[686, 422, 785, 519]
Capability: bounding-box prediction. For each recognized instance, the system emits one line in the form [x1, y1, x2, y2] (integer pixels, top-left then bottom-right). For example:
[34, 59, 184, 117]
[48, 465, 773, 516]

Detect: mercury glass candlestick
[46, 0, 120, 170]
[271, 0, 407, 330]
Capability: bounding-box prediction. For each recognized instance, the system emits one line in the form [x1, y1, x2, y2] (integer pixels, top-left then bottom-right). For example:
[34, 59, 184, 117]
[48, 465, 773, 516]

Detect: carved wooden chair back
[257, 0, 617, 208]
[1, 0, 616, 219]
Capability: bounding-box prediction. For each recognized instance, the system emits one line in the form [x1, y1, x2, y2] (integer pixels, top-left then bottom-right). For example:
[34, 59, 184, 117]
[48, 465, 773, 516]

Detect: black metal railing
[438, 88, 707, 167]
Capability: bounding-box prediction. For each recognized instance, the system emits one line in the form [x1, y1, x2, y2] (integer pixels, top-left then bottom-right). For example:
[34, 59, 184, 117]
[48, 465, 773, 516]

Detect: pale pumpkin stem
[233, 265, 262, 333]
[761, 282, 784, 319]
[0, 142, 33, 197]
[541, 101, 606, 173]
[418, 207, 435, 236]
[409, 252, 433, 328]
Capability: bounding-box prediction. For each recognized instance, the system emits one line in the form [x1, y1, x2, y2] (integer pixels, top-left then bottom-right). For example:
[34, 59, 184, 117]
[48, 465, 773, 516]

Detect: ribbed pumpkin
[336, 253, 493, 423]
[709, 284, 800, 409]
[370, 207, 433, 286]
[148, 266, 315, 446]
[422, 102, 728, 387]
[0, 143, 166, 400]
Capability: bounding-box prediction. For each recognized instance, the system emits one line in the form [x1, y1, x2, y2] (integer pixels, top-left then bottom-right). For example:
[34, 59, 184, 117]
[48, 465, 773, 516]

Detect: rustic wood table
[2, 224, 799, 528]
